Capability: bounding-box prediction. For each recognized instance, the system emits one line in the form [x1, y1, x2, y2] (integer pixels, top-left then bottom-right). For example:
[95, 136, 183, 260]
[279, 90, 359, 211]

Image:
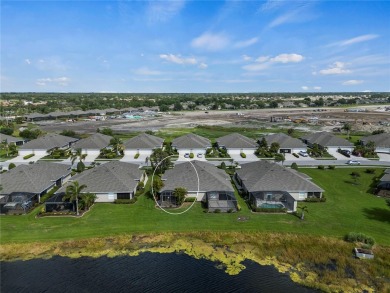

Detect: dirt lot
[38, 106, 390, 134]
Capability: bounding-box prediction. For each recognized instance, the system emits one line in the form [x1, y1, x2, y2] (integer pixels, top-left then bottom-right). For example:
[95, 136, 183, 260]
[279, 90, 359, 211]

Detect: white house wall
[227, 148, 256, 155]
[376, 147, 390, 153]
[187, 191, 206, 201]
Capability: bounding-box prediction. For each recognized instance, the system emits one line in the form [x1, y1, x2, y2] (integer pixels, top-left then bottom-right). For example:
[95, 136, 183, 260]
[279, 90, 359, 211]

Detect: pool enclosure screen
[206, 191, 237, 212]
[249, 191, 295, 212]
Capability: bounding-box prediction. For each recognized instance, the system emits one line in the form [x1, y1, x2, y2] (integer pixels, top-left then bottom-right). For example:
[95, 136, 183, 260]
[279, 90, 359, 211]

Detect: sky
[1, 0, 390, 93]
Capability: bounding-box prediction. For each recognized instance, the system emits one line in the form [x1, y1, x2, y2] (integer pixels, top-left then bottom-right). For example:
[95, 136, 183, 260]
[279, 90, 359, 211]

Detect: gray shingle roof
[19, 134, 78, 150]
[56, 161, 143, 194]
[0, 134, 24, 143]
[161, 160, 234, 192]
[380, 173, 390, 182]
[25, 113, 50, 119]
[360, 133, 390, 148]
[172, 133, 211, 149]
[301, 131, 353, 148]
[72, 133, 112, 150]
[263, 133, 306, 149]
[236, 160, 323, 193]
[216, 133, 257, 149]
[124, 133, 164, 149]
[0, 162, 71, 195]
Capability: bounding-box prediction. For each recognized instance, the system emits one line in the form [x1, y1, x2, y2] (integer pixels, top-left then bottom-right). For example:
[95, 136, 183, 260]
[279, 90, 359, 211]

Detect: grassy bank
[1, 232, 389, 292]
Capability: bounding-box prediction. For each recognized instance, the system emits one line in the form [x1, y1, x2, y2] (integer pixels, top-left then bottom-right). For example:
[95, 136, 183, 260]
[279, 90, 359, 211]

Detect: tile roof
[0, 162, 71, 194]
[161, 160, 234, 192]
[56, 161, 143, 194]
[236, 160, 323, 193]
[263, 133, 306, 149]
[172, 133, 211, 149]
[216, 133, 257, 149]
[124, 133, 164, 149]
[19, 133, 78, 150]
[360, 133, 390, 148]
[301, 131, 353, 148]
[72, 133, 112, 150]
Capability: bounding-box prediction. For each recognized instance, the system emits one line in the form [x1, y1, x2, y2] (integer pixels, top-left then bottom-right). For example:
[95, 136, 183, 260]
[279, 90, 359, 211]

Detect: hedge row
[184, 197, 196, 202]
[305, 197, 326, 202]
[23, 154, 35, 160]
[253, 207, 287, 213]
[344, 232, 375, 246]
[114, 197, 138, 204]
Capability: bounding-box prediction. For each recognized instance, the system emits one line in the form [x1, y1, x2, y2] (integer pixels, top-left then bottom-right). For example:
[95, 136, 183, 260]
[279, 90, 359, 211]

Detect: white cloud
[242, 62, 270, 72]
[256, 56, 270, 63]
[191, 32, 230, 51]
[147, 0, 185, 23]
[270, 53, 304, 63]
[198, 63, 208, 69]
[342, 80, 363, 85]
[313, 86, 322, 90]
[36, 77, 70, 86]
[242, 55, 253, 61]
[301, 86, 309, 91]
[339, 34, 379, 46]
[24, 59, 31, 65]
[134, 67, 161, 75]
[159, 54, 197, 65]
[234, 37, 259, 48]
[319, 62, 351, 75]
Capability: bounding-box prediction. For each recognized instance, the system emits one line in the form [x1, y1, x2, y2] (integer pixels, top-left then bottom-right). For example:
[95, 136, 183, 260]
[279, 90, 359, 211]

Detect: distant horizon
[2, 1, 390, 92]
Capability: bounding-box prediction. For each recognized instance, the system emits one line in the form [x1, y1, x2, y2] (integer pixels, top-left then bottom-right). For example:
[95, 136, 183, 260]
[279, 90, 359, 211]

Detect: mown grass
[1, 167, 389, 245]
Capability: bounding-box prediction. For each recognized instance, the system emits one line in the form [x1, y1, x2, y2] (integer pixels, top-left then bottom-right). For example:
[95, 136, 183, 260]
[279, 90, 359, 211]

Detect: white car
[197, 153, 203, 158]
[299, 151, 309, 157]
[184, 153, 190, 158]
[347, 160, 360, 165]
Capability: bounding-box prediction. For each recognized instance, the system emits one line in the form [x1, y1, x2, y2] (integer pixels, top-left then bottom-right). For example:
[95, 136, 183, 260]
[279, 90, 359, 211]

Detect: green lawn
[1, 167, 389, 245]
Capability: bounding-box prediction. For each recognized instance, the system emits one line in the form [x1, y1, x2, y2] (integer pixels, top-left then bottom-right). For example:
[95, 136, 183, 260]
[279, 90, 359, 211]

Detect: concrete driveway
[177, 153, 207, 161]
[229, 153, 258, 162]
[378, 153, 390, 162]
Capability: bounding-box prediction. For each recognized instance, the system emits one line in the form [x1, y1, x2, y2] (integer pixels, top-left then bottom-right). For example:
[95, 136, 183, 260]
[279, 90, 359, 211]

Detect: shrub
[105, 153, 115, 159]
[137, 181, 144, 190]
[114, 199, 132, 204]
[305, 197, 326, 202]
[240, 153, 246, 158]
[214, 209, 221, 213]
[8, 163, 16, 170]
[220, 162, 226, 169]
[23, 153, 35, 160]
[291, 162, 298, 170]
[254, 207, 287, 213]
[77, 161, 85, 172]
[365, 168, 376, 174]
[134, 153, 140, 159]
[351, 171, 360, 177]
[0, 127, 14, 135]
[328, 165, 336, 170]
[344, 232, 375, 247]
[184, 197, 196, 202]
[189, 153, 194, 159]
[318, 165, 325, 170]
[129, 197, 138, 204]
[227, 208, 233, 213]
[40, 186, 59, 203]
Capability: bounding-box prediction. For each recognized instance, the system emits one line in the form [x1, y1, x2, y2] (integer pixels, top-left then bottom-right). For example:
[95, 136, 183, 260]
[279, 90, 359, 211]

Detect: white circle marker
[151, 155, 200, 215]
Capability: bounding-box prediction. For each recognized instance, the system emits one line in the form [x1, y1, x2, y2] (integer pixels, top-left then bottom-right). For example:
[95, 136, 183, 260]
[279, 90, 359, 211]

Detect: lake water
[1, 253, 316, 292]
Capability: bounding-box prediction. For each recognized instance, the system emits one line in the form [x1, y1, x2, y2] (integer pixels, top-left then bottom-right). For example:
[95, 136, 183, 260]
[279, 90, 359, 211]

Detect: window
[299, 192, 306, 199]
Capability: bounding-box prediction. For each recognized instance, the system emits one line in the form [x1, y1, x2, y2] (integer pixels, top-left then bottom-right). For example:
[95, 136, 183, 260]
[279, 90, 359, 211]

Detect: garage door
[227, 149, 241, 155]
[279, 149, 291, 153]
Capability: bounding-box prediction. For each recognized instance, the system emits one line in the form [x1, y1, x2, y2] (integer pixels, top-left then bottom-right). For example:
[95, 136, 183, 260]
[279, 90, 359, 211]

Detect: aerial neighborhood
[1, 120, 389, 216]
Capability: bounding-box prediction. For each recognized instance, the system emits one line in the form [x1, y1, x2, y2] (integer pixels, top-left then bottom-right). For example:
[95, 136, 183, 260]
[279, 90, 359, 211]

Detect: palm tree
[298, 205, 309, 220]
[70, 148, 87, 165]
[1, 139, 9, 157]
[274, 153, 285, 165]
[80, 193, 97, 210]
[342, 123, 352, 139]
[63, 181, 87, 216]
[109, 137, 124, 156]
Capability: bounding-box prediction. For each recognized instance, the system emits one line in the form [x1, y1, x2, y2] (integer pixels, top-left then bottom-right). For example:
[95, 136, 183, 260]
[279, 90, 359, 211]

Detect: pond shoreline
[1, 232, 389, 292]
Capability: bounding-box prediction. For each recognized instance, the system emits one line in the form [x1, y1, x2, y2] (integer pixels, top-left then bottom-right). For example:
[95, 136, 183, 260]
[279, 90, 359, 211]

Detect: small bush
[351, 171, 360, 177]
[318, 165, 325, 170]
[189, 153, 194, 159]
[365, 168, 376, 174]
[114, 199, 132, 204]
[8, 163, 16, 170]
[328, 165, 336, 170]
[184, 197, 196, 202]
[77, 161, 85, 172]
[291, 162, 298, 170]
[254, 207, 287, 213]
[129, 197, 138, 204]
[240, 153, 246, 158]
[227, 209, 233, 213]
[292, 153, 299, 158]
[344, 232, 375, 246]
[305, 197, 326, 202]
[214, 209, 221, 213]
[134, 153, 140, 159]
[23, 153, 35, 160]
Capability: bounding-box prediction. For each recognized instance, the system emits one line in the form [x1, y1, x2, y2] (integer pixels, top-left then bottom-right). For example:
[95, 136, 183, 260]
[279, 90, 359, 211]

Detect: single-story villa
[56, 161, 146, 202]
[159, 160, 237, 212]
[301, 131, 354, 152]
[360, 133, 390, 154]
[0, 134, 27, 146]
[234, 161, 324, 212]
[261, 133, 307, 154]
[0, 162, 72, 214]
[377, 169, 390, 191]
[171, 133, 211, 157]
[123, 133, 164, 158]
[18, 133, 78, 157]
[71, 133, 112, 161]
[216, 133, 257, 155]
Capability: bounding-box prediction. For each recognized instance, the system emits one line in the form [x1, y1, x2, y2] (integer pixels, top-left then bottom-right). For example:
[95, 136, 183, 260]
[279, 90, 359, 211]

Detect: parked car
[339, 149, 351, 158]
[184, 153, 190, 158]
[197, 153, 203, 158]
[299, 151, 309, 157]
[347, 160, 360, 165]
